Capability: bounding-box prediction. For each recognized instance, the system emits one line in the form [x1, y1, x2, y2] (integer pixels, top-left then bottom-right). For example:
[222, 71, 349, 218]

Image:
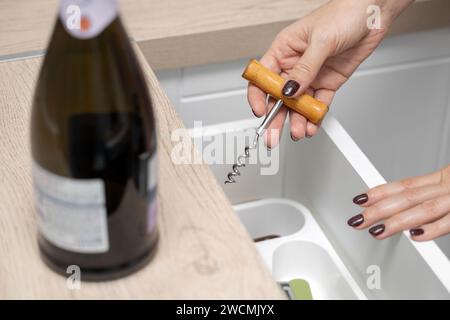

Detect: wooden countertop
[0, 45, 285, 299]
[1, 0, 449, 69]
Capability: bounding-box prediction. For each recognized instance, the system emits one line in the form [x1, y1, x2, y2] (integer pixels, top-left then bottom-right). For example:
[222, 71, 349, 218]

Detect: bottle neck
[59, 0, 119, 39]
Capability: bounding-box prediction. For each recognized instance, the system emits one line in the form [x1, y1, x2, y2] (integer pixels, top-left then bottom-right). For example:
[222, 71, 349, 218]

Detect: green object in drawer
[289, 279, 313, 300]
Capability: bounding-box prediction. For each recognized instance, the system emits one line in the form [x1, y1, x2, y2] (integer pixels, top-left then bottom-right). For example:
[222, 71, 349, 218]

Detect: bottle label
[32, 161, 109, 253]
[59, 0, 118, 39]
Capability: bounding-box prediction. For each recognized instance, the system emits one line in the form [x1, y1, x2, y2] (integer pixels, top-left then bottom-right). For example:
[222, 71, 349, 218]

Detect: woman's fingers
[353, 169, 444, 207]
[314, 88, 335, 107]
[248, 84, 266, 117]
[282, 40, 331, 98]
[288, 87, 314, 141]
[348, 184, 450, 229]
[289, 111, 307, 141]
[370, 195, 450, 240]
[305, 122, 319, 138]
[349, 167, 450, 241]
[410, 213, 450, 242]
[247, 51, 280, 117]
[303, 88, 334, 137]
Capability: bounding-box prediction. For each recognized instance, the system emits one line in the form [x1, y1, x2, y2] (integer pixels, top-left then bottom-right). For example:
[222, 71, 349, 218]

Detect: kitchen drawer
[188, 114, 450, 299]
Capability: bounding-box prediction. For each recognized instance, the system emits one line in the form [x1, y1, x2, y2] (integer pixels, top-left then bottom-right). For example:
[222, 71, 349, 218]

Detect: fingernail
[347, 214, 364, 227]
[306, 134, 313, 139]
[410, 228, 424, 236]
[253, 234, 281, 242]
[369, 224, 385, 237]
[290, 133, 299, 142]
[353, 193, 368, 205]
[252, 109, 261, 118]
[282, 80, 300, 97]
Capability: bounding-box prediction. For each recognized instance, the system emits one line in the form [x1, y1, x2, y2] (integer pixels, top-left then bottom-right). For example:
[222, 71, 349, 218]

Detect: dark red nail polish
[347, 214, 364, 227]
[410, 228, 424, 236]
[369, 224, 385, 237]
[253, 234, 281, 242]
[252, 109, 261, 118]
[282, 80, 300, 97]
[353, 193, 368, 205]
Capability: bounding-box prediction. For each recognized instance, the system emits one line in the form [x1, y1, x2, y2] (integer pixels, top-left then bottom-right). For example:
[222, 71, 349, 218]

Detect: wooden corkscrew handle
[242, 59, 328, 125]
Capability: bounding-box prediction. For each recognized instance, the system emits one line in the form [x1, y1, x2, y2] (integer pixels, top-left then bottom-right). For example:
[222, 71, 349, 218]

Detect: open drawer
[188, 114, 450, 299]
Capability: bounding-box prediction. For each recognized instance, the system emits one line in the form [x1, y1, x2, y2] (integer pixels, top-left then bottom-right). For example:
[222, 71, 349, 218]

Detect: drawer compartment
[189, 114, 450, 299]
[236, 198, 364, 300]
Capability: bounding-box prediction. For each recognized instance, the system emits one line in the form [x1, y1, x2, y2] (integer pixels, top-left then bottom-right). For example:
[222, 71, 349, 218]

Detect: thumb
[282, 41, 330, 98]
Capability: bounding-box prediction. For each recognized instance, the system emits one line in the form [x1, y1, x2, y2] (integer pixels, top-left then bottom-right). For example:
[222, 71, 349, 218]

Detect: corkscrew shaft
[255, 99, 284, 136]
[224, 99, 284, 184]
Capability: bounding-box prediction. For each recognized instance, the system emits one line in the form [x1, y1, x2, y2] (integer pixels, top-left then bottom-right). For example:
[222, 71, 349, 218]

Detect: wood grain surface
[0, 45, 285, 299]
[1, 0, 449, 69]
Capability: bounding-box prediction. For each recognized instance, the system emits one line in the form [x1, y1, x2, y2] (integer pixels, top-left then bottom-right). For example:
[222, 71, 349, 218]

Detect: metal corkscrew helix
[224, 98, 284, 184]
[224, 59, 329, 185]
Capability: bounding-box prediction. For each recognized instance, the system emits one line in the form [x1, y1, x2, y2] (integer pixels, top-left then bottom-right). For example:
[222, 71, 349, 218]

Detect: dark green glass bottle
[31, 0, 158, 281]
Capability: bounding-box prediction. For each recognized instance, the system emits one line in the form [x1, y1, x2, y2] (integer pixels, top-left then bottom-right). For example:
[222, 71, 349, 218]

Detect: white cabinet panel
[359, 28, 450, 71]
[180, 59, 249, 96]
[178, 88, 254, 128]
[439, 95, 450, 168]
[332, 61, 450, 182]
[155, 69, 182, 111]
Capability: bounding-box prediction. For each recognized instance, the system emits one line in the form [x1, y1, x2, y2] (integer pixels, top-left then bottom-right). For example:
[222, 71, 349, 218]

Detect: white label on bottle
[32, 161, 109, 253]
[59, 0, 118, 39]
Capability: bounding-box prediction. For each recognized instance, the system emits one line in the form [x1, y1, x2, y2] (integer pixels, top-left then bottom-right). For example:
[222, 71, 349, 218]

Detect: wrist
[377, 0, 414, 24]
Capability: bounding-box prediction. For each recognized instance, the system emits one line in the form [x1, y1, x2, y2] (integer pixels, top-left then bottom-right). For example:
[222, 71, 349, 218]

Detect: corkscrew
[224, 60, 329, 184]
[224, 98, 284, 184]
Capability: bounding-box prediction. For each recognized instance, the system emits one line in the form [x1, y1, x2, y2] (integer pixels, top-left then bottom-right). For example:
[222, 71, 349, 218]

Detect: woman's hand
[248, 0, 413, 147]
[348, 165, 450, 241]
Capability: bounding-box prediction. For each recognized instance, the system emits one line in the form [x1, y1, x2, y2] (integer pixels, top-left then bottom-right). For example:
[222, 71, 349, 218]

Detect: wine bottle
[30, 0, 158, 281]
